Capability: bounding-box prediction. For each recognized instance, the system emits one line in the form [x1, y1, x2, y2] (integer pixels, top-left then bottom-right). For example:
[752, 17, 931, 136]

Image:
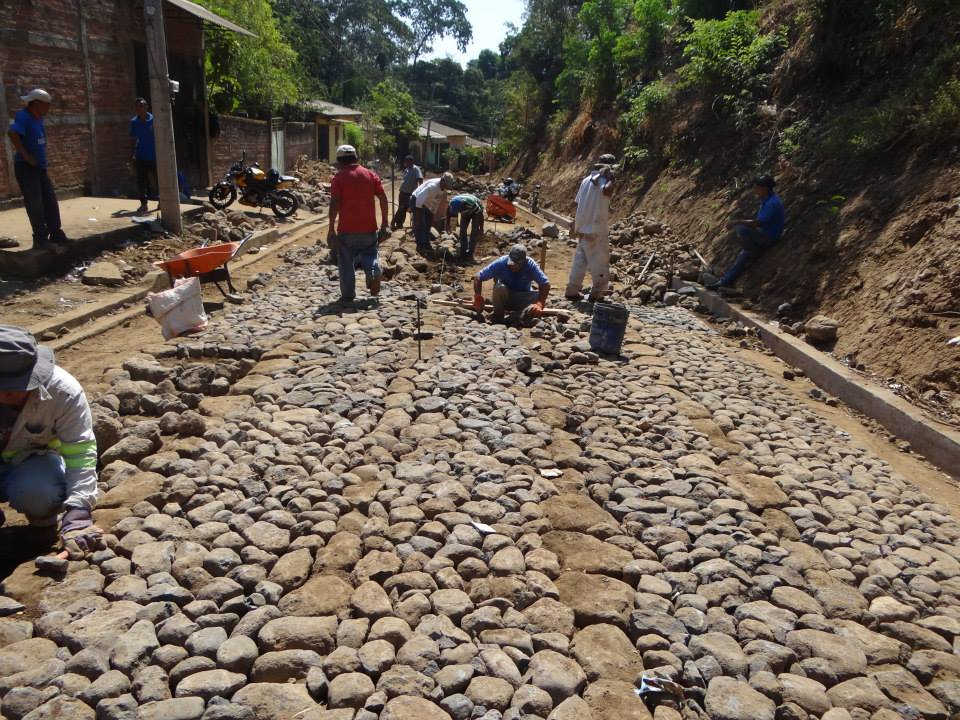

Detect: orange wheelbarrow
[485, 194, 517, 223]
[154, 234, 253, 303]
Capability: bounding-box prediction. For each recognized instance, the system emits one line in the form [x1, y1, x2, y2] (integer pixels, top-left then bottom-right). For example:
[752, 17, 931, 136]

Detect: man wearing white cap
[6, 89, 69, 247]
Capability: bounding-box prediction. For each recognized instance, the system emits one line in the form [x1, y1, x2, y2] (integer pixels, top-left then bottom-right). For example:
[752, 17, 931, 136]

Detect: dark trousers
[458, 209, 483, 257]
[135, 159, 157, 203]
[719, 225, 778, 286]
[413, 205, 434, 253]
[14, 162, 65, 245]
[392, 191, 412, 229]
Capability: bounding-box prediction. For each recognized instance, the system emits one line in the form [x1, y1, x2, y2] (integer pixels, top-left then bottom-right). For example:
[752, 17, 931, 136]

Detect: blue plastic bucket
[588, 302, 629, 355]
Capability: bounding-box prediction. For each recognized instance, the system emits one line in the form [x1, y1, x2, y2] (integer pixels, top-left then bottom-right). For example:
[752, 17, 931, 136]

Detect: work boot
[137, 202, 149, 214]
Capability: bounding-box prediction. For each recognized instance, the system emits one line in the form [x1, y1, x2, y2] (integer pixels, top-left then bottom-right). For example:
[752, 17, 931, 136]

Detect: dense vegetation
[495, 0, 960, 171]
[194, 0, 960, 171]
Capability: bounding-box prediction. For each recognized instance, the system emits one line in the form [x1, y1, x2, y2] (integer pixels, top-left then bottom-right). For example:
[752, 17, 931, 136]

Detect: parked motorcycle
[209, 153, 299, 218]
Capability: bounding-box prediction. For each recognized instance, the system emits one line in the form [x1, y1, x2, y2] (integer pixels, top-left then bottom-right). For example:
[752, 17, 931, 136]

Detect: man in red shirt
[327, 145, 389, 302]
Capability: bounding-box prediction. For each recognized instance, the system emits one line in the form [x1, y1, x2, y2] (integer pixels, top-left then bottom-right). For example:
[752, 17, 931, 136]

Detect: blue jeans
[0, 453, 67, 525]
[719, 225, 779, 286]
[336, 233, 381, 300]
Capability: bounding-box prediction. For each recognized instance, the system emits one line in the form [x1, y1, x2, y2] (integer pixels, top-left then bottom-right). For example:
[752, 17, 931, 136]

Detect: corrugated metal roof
[424, 121, 469, 138]
[305, 100, 363, 117]
[165, 0, 256, 37]
[418, 125, 449, 140]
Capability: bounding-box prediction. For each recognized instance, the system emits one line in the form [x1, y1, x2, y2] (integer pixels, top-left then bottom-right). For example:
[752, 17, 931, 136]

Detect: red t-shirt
[330, 164, 384, 234]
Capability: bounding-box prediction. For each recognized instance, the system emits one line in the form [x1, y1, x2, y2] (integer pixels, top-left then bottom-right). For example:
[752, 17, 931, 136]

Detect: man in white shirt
[565, 153, 615, 302]
[410, 172, 454, 256]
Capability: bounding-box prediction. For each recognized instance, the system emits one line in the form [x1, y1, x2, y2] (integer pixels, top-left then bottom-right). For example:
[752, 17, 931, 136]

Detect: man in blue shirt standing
[130, 97, 157, 214]
[6, 89, 68, 247]
[391, 155, 423, 230]
[472, 244, 551, 323]
[712, 174, 785, 289]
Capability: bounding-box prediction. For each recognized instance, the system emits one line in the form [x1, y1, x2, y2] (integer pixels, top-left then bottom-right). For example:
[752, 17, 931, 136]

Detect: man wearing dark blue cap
[472, 244, 551, 323]
[0, 325, 102, 557]
[711, 174, 785, 289]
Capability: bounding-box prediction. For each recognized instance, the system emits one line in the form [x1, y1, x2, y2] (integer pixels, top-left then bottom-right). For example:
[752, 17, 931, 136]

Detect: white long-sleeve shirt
[1, 366, 98, 510]
[574, 171, 612, 236]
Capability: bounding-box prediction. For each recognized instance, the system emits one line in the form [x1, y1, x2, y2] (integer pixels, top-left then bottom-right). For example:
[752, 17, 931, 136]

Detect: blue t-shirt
[478, 256, 549, 292]
[130, 113, 156, 161]
[757, 193, 785, 240]
[9, 108, 47, 168]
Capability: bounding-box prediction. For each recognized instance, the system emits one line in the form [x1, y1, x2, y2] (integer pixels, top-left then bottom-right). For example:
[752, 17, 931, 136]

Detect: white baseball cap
[21, 89, 52, 104]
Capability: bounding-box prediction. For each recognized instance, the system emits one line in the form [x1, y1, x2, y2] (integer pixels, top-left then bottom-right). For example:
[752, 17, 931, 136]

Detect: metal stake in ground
[416, 297, 423, 361]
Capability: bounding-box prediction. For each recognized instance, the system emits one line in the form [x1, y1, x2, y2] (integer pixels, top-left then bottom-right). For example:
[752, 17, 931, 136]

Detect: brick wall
[1, 0, 203, 203]
[284, 121, 315, 170]
[210, 116, 270, 178]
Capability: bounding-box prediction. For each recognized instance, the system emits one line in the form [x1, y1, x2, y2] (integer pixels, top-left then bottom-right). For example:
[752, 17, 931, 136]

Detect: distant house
[412, 121, 497, 171]
[413, 121, 474, 169]
[307, 101, 363, 164]
[1, 0, 253, 204]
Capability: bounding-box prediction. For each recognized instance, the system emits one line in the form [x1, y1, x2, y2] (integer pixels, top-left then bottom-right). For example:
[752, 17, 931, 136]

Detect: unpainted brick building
[0, 0, 248, 205]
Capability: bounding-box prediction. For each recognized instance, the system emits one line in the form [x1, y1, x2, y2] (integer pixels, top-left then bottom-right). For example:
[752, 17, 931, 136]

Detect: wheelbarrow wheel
[271, 190, 298, 218]
[209, 182, 236, 210]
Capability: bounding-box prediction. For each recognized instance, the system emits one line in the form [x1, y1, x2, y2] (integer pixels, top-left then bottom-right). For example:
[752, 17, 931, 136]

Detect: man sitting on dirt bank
[446, 193, 484, 262]
[410, 172, 455, 256]
[327, 144, 390, 304]
[710, 174, 785, 289]
[565, 153, 616, 302]
[391, 155, 423, 230]
[0, 326, 102, 558]
[473, 244, 551, 323]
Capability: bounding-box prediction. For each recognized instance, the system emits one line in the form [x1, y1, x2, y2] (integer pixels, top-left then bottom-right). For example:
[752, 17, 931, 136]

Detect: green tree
[400, 0, 473, 64]
[363, 79, 422, 161]
[196, 0, 302, 115]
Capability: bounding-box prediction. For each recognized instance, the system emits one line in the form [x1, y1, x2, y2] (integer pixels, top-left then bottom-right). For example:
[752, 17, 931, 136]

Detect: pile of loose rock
[0, 242, 958, 720]
[291, 157, 336, 212]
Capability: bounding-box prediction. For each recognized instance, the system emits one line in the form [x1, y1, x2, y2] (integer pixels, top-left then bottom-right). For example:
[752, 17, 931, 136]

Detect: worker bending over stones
[473, 244, 551, 323]
[0, 325, 102, 558]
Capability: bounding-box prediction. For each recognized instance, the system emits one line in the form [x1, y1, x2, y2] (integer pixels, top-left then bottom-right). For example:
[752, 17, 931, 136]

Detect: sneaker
[564, 293, 582, 301]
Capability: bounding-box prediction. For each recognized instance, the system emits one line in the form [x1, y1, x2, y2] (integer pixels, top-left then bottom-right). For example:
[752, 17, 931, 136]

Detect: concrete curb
[678, 279, 960, 481]
[39, 215, 326, 352]
[515, 201, 573, 230]
[1, 206, 206, 280]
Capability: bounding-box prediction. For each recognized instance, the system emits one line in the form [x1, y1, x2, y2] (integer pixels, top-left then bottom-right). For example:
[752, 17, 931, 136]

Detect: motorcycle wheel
[209, 182, 236, 209]
[271, 190, 298, 218]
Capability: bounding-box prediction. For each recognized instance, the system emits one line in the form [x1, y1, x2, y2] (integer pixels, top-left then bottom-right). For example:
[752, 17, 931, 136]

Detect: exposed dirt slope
[517, 110, 960, 423]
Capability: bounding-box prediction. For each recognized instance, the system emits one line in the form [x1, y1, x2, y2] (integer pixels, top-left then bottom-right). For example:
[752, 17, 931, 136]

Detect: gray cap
[598, 153, 617, 164]
[507, 244, 527, 267]
[0, 325, 55, 391]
